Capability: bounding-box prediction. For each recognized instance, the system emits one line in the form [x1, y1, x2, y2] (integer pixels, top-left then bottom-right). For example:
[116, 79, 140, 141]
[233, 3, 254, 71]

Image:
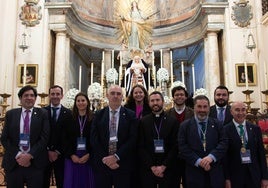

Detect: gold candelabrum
[38, 93, 48, 108]
[0, 93, 11, 118]
[242, 89, 254, 113]
[0, 93, 11, 155]
[262, 90, 268, 113]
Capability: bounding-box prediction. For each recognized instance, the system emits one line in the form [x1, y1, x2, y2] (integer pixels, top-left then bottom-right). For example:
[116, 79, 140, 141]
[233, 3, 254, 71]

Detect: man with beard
[138, 91, 178, 188]
[209, 85, 233, 126]
[178, 95, 228, 188]
[167, 86, 194, 187]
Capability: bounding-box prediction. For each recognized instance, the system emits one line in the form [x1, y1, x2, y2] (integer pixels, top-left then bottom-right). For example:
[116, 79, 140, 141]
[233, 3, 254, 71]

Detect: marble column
[205, 31, 220, 100]
[54, 31, 68, 91]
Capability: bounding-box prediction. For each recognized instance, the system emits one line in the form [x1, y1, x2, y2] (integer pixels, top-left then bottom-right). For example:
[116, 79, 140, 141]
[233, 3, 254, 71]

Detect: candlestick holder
[261, 90, 268, 113]
[242, 89, 254, 113]
[38, 92, 48, 108]
[0, 93, 11, 118]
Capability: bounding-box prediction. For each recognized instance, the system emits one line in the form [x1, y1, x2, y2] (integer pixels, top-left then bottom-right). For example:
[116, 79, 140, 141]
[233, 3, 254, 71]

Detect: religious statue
[114, 0, 155, 50]
[125, 55, 150, 96]
[117, 39, 131, 65]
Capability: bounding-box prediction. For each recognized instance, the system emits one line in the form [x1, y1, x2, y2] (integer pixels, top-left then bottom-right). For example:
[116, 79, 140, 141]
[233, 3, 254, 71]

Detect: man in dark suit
[43, 85, 73, 188]
[178, 95, 228, 188]
[209, 85, 233, 125]
[139, 91, 178, 188]
[90, 85, 138, 188]
[166, 86, 194, 187]
[1, 85, 50, 187]
[224, 101, 268, 188]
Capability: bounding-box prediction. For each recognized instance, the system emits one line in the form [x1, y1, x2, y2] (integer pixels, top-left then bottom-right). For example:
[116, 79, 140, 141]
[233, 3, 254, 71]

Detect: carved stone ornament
[24, 0, 40, 5]
[19, 4, 42, 27]
[231, 1, 253, 27]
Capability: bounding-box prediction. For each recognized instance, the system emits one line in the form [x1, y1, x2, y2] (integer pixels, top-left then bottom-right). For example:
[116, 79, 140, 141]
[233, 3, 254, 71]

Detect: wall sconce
[246, 33, 256, 52]
[19, 32, 29, 52]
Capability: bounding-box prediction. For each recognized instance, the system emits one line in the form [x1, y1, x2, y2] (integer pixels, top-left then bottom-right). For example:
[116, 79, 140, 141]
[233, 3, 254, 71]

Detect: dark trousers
[94, 167, 131, 188]
[140, 169, 176, 188]
[43, 156, 64, 188]
[6, 166, 44, 188]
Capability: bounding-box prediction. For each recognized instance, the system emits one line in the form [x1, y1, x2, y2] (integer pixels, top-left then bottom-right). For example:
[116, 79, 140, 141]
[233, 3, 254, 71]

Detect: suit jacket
[209, 105, 233, 125]
[178, 117, 228, 187]
[138, 112, 178, 171]
[1, 107, 50, 172]
[65, 117, 92, 158]
[223, 121, 268, 187]
[44, 105, 73, 155]
[166, 107, 194, 123]
[90, 106, 138, 171]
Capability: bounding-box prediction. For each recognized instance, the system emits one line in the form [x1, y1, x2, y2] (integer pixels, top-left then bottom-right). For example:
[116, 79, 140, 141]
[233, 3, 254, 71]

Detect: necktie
[109, 110, 117, 155]
[218, 107, 225, 122]
[52, 107, 59, 123]
[238, 124, 244, 137]
[24, 110, 30, 134]
[23, 109, 30, 151]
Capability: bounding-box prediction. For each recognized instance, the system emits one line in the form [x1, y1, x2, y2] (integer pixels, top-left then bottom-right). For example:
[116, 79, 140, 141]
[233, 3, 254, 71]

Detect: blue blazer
[1, 108, 50, 172]
[90, 106, 138, 171]
[178, 117, 228, 188]
[223, 121, 268, 187]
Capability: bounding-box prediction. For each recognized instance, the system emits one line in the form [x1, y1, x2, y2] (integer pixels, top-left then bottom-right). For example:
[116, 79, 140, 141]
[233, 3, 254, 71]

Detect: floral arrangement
[62, 88, 80, 109]
[87, 82, 103, 99]
[172, 81, 186, 89]
[106, 68, 118, 83]
[157, 68, 169, 83]
[193, 88, 208, 98]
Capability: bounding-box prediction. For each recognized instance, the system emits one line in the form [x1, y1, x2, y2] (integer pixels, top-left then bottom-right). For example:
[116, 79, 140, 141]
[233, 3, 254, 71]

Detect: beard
[151, 104, 163, 113]
[215, 99, 228, 107]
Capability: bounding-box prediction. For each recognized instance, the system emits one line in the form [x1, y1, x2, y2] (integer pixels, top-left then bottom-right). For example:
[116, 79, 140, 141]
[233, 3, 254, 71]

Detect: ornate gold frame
[17, 64, 38, 87]
[235, 63, 257, 86]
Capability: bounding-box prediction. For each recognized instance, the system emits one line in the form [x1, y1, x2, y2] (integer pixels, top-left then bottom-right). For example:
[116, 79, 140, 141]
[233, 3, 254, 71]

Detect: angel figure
[114, 0, 155, 50]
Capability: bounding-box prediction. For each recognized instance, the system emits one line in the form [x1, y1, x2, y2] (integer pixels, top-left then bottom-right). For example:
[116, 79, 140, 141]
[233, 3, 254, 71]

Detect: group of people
[1, 84, 268, 188]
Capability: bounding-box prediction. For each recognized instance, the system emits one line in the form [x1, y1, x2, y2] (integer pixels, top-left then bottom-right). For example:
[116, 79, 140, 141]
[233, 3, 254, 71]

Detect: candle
[112, 50, 114, 69]
[181, 61, 185, 84]
[102, 51, 105, 61]
[148, 67, 150, 89]
[23, 63, 27, 86]
[224, 61, 228, 88]
[244, 61, 248, 89]
[124, 67, 127, 88]
[170, 51, 173, 87]
[119, 65, 122, 86]
[192, 64, 196, 92]
[152, 51, 155, 68]
[264, 61, 268, 90]
[101, 61, 104, 87]
[79, 65, 82, 91]
[160, 49, 163, 68]
[91, 63, 93, 85]
[4, 65, 7, 93]
[154, 65, 156, 89]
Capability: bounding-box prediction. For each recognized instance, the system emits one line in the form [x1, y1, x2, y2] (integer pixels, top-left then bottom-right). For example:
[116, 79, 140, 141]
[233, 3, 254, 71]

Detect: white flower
[193, 88, 208, 98]
[157, 68, 169, 83]
[172, 81, 186, 90]
[106, 68, 118, 83]
[62, 88, 80, 109]
[87, 82, 103, 99]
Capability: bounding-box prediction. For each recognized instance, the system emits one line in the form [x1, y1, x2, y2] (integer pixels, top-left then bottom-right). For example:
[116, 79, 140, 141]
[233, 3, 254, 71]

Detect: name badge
[240, 149, 252, 164]
[154, 139, 164, 153]
[77, 137, 86, 150]
[19, 133, 30, 147]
